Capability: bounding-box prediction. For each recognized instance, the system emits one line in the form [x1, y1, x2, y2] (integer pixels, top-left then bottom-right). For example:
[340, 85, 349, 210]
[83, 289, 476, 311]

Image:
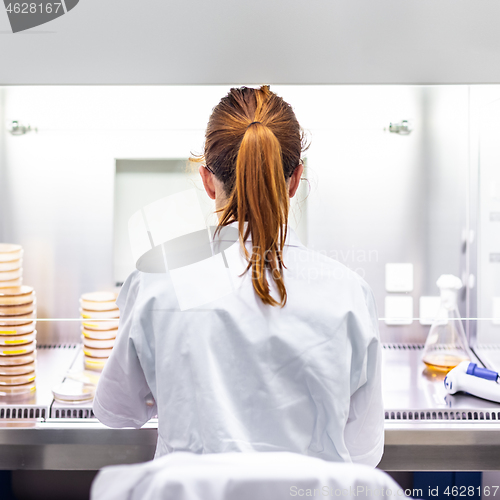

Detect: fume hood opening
[1, 84, 495, 346]
[0, 84, 499, 474]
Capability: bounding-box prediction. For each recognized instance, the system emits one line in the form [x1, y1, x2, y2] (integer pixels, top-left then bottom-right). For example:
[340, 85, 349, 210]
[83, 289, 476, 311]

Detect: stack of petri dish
[0, 285, 37, 399]
[0, 244, 23, 288]
[80, 292, 119, 372]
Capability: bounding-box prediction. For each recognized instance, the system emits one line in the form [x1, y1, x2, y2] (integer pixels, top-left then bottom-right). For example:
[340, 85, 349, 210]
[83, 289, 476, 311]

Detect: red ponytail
[200, 86, 305, 306]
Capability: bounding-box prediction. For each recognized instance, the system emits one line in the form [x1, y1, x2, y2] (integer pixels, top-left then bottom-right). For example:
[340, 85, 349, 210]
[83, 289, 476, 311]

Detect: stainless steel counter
[1, 344, 500, 471]
[0, 344, 158, 470]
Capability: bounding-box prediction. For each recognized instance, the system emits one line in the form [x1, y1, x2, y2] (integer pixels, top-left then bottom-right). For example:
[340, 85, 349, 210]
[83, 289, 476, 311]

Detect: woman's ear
[288, 163, 304, 198]
[199, 165, 216, 200]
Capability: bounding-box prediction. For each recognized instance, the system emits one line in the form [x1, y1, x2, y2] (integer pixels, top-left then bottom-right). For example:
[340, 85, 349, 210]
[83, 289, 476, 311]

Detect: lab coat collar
[284, 225, 303, 248]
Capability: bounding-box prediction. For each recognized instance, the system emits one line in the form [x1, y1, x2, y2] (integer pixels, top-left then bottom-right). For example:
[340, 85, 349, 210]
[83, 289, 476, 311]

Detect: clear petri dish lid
[0, 313, 36, 326]
[81, 327, 117, 340]
[82, 335, 115, 349]
[0, 301, 36, 317]
[0, 286, 34, 297]
[0, 331, 36, 346]
[0, 291, 34, 307]
[0, 245, 23, 263]
[80, 308, 119, 319]
[52, 380, 95, 403]
[0, 372, 36, 386]
[0, 260, 22, 272]
[65, 369, 100, 386]
[81, 291, 118, 303]
[82, 345, 112, 358]
[0, 352, 36, 366]
[0, 269, 22, 282]
[81, 319, 119, 331]
[0, 341, 36, 357]
[0, 380, 36, 397]
[80, 298, 118, 312]
[84, 355, 107, 372]
[0, 322, 36, 335]
[0, 361, 36, 376]
[0, 278, 22, 289]
[0, 243, 22, 252]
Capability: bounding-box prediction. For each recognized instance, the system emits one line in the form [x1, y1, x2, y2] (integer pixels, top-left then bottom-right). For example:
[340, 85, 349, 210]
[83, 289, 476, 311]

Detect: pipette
[444, 361, 500, 403]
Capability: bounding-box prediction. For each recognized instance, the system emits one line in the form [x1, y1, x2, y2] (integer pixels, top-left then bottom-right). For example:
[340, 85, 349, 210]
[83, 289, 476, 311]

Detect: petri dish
[80, 308, 119, 319]
[0, 380, 36, 397]
[0, 322, 36, 335]
[80, 299, 118, 312]
[0, 313, 37, 326]
[82, 336, 115, 349]
[0, 244, 23, 263]
[84, 355, 107, 372]
[0, 260, 22, 272]
[0, 269, 22, 282]
[82, 319, 119, 331]
[0, 331, 36, 346]
[66, 369, 100, 386]
[52, 380, 95, 403]
[0, 372, 36, 386]
[82, 345, 112, 358]
[80, 300, 118, 312]
[0, 301, 36, 317]
[0, 291, 34, 307]
[81, 291, 118, 303]
[80, 291, 118, 312]
[0, 286, 34, 297]
[0, 361, 36, 376]
[0, 352, 36, 366]
[0, 278, 22, 288]
[0, 341, 36, 357]
[81, 327, 117, 340]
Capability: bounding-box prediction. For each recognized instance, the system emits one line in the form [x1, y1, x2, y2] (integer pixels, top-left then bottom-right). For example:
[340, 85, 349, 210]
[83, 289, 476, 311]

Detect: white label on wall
[419, 296, 442, 325]
[385, 263, 414, 292]
[385, 296, 414, 325]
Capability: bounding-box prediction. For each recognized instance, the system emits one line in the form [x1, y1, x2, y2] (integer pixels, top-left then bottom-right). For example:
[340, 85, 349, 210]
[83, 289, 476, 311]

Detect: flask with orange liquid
[422, 275, 472, 372]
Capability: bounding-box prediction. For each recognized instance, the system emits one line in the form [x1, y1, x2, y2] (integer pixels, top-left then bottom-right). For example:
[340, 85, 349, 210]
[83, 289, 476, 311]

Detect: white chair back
[91, 452, 405, 500]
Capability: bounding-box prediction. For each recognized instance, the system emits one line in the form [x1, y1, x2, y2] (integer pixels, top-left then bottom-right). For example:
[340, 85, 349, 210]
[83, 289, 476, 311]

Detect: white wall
[276, 85, 422, 288]
[469, 87, 500, 345]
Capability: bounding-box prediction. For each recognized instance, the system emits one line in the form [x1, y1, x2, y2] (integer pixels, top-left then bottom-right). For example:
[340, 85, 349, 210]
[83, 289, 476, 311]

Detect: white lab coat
[93, 224, 384, 467]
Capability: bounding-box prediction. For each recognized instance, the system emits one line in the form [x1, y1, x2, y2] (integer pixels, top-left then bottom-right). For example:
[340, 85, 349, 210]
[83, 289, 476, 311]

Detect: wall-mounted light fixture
[388, 120, 413, 135]
[8, 121, 37, 136]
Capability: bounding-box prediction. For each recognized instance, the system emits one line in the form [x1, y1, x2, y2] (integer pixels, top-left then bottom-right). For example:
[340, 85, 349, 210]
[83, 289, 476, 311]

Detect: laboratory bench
[1, 344, 500, 472]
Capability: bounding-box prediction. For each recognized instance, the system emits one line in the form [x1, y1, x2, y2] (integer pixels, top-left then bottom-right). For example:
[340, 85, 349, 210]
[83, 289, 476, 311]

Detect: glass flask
[422, 274, 472, 372]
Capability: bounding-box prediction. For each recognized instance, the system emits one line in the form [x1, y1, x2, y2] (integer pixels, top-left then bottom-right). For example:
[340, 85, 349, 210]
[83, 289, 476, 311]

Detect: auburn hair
[202, 85, 305, 307]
